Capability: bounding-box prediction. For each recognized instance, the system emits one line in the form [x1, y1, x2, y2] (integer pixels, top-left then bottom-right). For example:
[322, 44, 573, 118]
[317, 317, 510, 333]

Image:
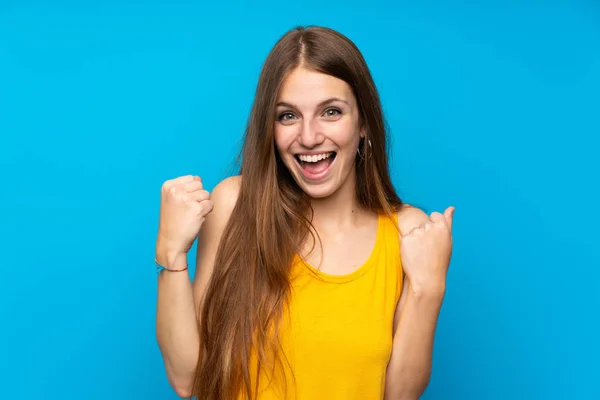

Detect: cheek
[274, 125, 296, 156]
[327, 120, 360, 149]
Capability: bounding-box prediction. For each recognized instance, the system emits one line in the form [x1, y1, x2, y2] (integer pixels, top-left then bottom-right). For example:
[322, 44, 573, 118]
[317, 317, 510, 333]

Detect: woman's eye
[324, 108, 342, 117]
[278, 112, 296, 121]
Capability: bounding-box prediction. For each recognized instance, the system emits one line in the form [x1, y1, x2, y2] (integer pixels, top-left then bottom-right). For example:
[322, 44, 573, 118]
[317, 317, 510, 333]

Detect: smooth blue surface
[1, 1, 598, 399]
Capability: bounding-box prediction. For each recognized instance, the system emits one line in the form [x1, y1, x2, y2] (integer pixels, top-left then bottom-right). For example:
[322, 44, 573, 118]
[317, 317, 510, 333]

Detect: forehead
[277, 67, 355, 106]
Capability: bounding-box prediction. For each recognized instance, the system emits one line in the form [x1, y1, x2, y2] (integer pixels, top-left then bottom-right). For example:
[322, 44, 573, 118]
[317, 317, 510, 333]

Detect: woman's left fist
[400, 206, 455, 296]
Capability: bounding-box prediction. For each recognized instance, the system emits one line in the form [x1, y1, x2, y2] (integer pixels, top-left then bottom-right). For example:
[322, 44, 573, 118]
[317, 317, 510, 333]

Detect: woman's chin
[294, 177, 341, 199]
[302, 185, 335, 199]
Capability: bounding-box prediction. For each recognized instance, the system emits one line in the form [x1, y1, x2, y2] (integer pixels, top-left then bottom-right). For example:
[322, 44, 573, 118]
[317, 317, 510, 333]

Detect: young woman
[155, 26, 454, 400]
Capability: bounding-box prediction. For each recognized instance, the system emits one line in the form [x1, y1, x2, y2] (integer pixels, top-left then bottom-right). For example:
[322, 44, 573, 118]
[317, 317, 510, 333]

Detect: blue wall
[1, 1, 598, 399]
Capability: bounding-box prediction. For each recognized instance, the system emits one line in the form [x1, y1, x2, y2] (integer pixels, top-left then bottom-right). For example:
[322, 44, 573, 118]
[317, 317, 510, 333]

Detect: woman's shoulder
[210, 174, 242, 211]
[395, 204, 430, 235]
[211, 174, 241, 193]
[195, 175, 242, 250]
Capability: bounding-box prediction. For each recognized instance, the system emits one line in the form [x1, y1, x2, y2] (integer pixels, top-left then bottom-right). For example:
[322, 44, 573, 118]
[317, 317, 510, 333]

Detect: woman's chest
[281, 276, 398, 367]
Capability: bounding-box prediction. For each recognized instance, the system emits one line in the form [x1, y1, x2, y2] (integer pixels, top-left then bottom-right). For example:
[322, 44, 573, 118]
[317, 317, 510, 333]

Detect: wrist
[155, 242, 188, 269]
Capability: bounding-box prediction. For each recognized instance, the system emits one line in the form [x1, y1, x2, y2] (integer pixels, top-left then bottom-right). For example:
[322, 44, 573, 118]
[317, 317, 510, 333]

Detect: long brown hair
[192, 25, 403, 399]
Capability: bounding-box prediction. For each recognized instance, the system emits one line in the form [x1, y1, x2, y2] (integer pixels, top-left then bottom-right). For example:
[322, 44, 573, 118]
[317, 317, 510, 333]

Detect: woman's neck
[308, 173, 369, 230]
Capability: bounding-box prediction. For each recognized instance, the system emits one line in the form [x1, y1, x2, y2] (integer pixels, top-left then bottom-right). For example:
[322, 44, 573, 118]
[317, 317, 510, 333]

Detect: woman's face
[274, 67, 364, 199]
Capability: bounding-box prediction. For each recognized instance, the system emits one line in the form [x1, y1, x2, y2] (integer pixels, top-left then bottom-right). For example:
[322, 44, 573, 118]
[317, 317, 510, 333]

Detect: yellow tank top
[247, 212, 403, 399]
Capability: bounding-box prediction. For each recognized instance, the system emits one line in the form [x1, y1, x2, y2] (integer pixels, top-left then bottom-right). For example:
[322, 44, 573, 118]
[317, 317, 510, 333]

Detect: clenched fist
[400, 206, 454, 296]
[156, 175, 213, 260]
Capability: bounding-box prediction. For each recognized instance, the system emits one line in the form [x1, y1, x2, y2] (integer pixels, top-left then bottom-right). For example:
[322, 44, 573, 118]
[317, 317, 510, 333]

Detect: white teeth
[298, 152, 333, 163]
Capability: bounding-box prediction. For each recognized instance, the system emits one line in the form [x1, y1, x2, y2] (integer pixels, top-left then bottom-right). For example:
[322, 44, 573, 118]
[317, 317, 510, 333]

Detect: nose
[298, 119, 324, 149]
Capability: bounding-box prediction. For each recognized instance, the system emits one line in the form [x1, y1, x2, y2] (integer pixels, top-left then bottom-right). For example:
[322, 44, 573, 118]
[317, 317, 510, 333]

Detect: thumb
[443, 206, 455, 230]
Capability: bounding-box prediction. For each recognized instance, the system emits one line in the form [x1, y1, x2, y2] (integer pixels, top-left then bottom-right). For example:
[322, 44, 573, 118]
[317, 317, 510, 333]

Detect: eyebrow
[276, 97, 350, 109]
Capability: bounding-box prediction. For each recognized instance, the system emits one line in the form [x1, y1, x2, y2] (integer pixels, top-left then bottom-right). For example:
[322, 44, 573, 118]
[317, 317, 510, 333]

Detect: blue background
[1, 1, 598, 399]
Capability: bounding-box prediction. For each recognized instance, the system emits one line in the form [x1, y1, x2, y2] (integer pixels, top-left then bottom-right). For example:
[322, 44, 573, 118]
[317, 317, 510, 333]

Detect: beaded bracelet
[155, 258, 189, 275]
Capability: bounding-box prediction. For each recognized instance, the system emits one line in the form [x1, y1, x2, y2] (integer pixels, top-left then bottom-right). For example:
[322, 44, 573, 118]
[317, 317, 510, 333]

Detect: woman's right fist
[156, 175, 213, 258]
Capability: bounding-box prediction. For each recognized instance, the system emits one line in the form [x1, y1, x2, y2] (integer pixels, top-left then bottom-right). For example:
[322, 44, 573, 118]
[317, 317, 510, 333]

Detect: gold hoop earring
[357, 138, 371, 159]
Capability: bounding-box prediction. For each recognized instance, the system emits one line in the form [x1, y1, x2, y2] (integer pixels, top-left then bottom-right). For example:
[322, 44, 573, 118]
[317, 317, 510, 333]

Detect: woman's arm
[384, 281, 444, 400]
[156, 175, 240, 398]
[155, 251, 201, 398]
[384, 206, 453, 400]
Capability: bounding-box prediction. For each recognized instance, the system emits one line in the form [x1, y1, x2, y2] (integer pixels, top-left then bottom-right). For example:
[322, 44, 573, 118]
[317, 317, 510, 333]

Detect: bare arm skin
[384, 205, 452, 400]
[156, 175, 240, 397]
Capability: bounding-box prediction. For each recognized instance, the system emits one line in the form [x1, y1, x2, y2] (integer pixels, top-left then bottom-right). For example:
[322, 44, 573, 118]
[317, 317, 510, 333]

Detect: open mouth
[294, 151, 337, 179]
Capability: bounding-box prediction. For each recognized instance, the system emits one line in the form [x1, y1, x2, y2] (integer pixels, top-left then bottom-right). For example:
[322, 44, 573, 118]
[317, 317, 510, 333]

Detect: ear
[359, 127, 366, 139]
